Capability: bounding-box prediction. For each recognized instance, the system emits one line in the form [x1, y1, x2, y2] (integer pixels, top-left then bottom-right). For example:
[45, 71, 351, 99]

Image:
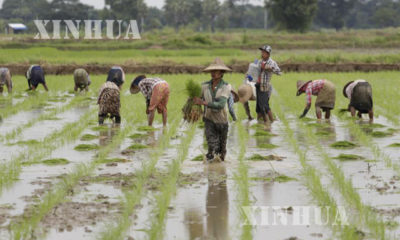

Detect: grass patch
[80, 134, 98, 141]
[74, 144, 99, 151]
[370, 131, 392, 138]
[91, 125, 109, 131]
[137, 126, 157, 132]
[247, 154, 284, 161]
[128, 144, 148, 150]
[94, 158, 130, 164]
[330, 141, 357, 149]
[316, 130, 333, 136]
[274, 175, 297, 183]
[334, 154, 365, 161]
[191, 155, 203, 161]
[8, 140, 40, 146]
[257, 143, 278, 149]
[42, 158, 70, 166]
[128, 133, 147, 139]
[388, 143, 400, 147]
[254, 130, 276, 137]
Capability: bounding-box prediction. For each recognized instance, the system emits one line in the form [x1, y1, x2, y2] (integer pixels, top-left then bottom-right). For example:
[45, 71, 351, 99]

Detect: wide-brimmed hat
[296, 80, 312, 96]
[238, 84, 253, 103]
[343, 81, 354, 98]
[203, 57, 232, 73]
[259, 45, 272, 53]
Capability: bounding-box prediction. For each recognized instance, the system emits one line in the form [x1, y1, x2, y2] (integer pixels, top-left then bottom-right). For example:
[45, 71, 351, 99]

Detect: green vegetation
[80, 134, 98, 141]
[42, 158, 70, 166]
[330, 141, 357, 149]
[257, 143, 278, 149]
[74, 144, 99, 151]
[127, 144, 148, 150]
[334, 154, 365, 161]
[191, 155, 204, 162]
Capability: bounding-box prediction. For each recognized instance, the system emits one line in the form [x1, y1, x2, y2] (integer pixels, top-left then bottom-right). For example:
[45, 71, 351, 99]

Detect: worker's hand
[193, 97, 205, 105]
[265, 66, 273, 72]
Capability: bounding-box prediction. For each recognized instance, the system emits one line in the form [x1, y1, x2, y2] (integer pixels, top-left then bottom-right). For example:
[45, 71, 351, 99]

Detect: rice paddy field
[0, 69, 399, 240]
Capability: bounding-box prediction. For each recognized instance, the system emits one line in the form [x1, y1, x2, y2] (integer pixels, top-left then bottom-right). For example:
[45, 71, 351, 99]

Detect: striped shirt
[305, 80, 325, 105]
[138, 77, 166, 100]
[257, 58, 281, 92]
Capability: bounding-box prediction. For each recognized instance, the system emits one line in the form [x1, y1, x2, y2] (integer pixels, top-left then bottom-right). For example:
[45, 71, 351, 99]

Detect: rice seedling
[330, 141, 357, 149]
[127, 144, 148, 150]
[334, 154, 365, 161]
[98, 115, 182, 240]
[191, 155, 204, 161]
[128, 133, 147, 139]
[274, 175, 297, 183]
[253, 130, 277, 137]
[182, 79, 203, 123]
[41, 158, 70, 166]
[80, 134, 98, 141]
[257, 143, 278, 149]
[370, 131, 393, 138]
[387, 143, 400, 148]
[247, 154, 284, 161]
[74, 144, 99, 151]
[146, 125, 197, 240]
[137, 126, 157, 132]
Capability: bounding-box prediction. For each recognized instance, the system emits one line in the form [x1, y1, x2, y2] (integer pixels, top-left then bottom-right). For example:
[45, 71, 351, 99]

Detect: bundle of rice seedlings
[182, 79, 203, 123]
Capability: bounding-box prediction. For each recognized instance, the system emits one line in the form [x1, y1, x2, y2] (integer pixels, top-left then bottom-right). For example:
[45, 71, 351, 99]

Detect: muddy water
[156, 120, 333, 240]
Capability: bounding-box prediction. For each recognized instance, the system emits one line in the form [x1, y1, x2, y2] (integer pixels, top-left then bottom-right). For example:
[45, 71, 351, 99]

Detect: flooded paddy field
[0, 72, 399, 240]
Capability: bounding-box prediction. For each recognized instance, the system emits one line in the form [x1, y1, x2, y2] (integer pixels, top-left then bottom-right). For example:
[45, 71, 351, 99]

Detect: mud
[3, 62, 400, 75]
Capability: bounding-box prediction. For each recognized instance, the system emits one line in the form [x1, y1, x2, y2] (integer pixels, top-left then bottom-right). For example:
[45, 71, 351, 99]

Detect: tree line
[0, 0, 400, 33]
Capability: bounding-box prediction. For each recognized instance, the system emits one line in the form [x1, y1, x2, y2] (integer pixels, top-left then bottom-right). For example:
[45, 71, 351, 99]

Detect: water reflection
[98, 125, 120, 146]
[183, 163, 230, 240]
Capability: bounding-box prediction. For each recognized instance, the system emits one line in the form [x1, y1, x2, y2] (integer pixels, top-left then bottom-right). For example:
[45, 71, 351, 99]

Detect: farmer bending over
[256, 45, 281, 123]
[193, 58, 232, 162]
[74, 68, 91, 92]
[26, 65, 48, 91]
[98, 66, 124, 124]
[297, 79, 336, 120]
[343, 80, 374, 122]
[130, 75, 170, 127]
[0, 68, 12, 94]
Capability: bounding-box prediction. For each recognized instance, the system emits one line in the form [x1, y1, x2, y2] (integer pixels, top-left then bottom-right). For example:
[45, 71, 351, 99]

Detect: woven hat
[296, 80, 312, 96]
[238, 84, 253, 103]
[203, 57, 232, 72]
[343, 81, 354, 98]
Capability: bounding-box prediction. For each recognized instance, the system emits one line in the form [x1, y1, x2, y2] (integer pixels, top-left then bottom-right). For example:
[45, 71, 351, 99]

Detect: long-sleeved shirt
[227, 93, 237, 121]
[257, 58, 281, 92]
[304, 80, 325, 105]
[138, 77, 166, 100]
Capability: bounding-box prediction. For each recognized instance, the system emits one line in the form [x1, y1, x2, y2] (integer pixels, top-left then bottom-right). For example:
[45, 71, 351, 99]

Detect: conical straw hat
[203, 57, 232, 72]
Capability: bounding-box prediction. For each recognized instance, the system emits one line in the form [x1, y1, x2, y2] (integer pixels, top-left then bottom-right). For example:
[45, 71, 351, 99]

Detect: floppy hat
[296, 80, 312, 96]
[203, 57, 232, 72]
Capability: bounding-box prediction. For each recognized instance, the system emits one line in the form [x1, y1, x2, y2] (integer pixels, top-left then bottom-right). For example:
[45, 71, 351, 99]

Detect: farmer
[26, 65, 48, 91]
[130, 75, 170, 127]
[297, 79, 336, 120]
[98, 66, 125, 124]
[74, 68, 91, 92]
[343, 80, 374, 121]
[0, 68, 12, 94]
[256, 45, 281, 123]
[193, 58, 232, 162]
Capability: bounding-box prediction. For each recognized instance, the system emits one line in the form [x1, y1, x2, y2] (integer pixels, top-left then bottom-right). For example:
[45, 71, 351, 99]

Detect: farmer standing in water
[74, 68, 91, 92]
[98, 66, 124, 124]
[343, 80, 374, 122]
[256, 45, 281, 123]
[130, 75, 170, 127]
[26, 65, 49, 91]
[297, 79, 336, 120]
[0, 68, 12, 94]
[193, 58, 232, 162]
